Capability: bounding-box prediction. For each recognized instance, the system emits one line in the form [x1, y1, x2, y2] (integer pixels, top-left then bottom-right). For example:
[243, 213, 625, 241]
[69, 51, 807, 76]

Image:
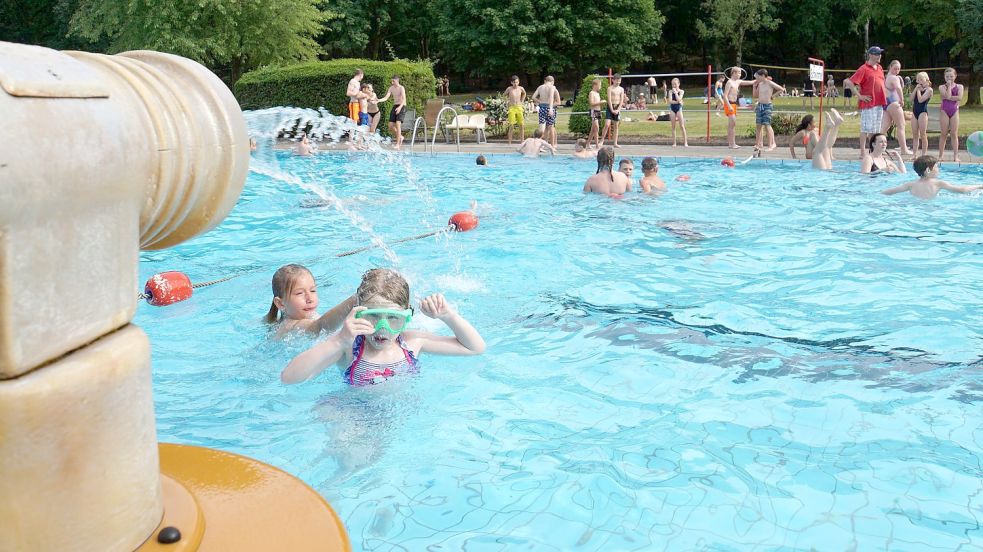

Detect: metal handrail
[409, 117, 429, 153]
[431, 106, 460, 154]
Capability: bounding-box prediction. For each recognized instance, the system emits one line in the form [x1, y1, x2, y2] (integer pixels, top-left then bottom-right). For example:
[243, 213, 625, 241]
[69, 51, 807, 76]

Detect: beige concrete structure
[0, 42, 246, 551]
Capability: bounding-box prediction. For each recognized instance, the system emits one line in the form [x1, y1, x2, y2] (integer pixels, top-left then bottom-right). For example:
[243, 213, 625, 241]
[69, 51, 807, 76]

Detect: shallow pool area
[137, 151, 983, 550]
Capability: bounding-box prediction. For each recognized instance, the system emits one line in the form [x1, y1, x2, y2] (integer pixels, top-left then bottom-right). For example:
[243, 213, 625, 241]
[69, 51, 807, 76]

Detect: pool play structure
[0, 42, 348, 550]
[3, 41, 982, 552]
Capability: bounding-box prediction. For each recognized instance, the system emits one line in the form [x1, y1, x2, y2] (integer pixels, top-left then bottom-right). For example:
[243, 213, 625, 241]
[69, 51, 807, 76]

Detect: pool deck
[420, 140, 983, 164]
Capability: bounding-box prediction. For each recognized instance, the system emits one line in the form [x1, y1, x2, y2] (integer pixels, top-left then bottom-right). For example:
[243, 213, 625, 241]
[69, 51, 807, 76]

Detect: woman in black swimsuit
[862, 133, 906, 174]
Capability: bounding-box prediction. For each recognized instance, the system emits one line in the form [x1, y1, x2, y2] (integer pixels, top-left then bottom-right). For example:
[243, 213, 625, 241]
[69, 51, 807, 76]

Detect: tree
[68, 0, 325, 83]
[565, 0, 664, 77]
[696, 0, 781, 67]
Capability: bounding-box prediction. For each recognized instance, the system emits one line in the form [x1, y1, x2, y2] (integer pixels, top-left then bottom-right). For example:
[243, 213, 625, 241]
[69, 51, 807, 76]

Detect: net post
[706, 65, 712, 143]
[809, 57, 825, 135]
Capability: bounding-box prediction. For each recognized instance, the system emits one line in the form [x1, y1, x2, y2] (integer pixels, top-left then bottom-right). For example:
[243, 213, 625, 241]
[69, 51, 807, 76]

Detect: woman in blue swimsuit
[281, 269, 485, 386]
[879, 60, 913, 155]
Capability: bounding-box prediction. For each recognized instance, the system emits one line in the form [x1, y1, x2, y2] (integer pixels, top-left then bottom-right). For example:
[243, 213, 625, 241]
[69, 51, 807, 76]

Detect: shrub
[235, 59, 437, 137]
[568, 75, 609, 135]
[482, 94, 510, 137]
[743, 112, 804, 138]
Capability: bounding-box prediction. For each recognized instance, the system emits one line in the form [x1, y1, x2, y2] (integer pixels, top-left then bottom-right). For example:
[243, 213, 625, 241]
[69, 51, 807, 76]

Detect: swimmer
[249, 137, 257, 152]
[862, 132, 906, 174]
[265, 264, 356, 339]
[639, 157, 666, 194]
[516, 129, 556, 158]
[280, 268, 485, 385]
[293, 133, 315, 156]
[572, 138, 595, 159]
[811, 109, 845, 170]
[618, 158, 635, 187]
[789, 115, 818, 160]
[584, 146, 630, 196]
[476, 155, 488, 165]
[881, 155, 982, 199]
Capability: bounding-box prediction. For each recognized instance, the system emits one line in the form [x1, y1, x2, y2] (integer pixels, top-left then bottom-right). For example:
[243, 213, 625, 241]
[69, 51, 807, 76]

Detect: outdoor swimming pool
[137, 150, 982, 550]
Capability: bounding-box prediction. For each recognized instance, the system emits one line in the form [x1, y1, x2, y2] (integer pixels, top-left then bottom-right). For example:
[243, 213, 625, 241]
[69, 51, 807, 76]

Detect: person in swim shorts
[504, 75, 527, 145]
[601, 74, 625, 148]
[346, 69, 364, 123]
[752, 69, 786, 152]
[532, 76, 560, 147]
[377, 75, 407, 149]
[724, 67, 755, 149]
[586, 78, 605, 150]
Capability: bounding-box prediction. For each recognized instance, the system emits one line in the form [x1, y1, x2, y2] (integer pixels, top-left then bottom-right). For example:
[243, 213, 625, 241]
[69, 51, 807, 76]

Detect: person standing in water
[584, 146, 631, 196]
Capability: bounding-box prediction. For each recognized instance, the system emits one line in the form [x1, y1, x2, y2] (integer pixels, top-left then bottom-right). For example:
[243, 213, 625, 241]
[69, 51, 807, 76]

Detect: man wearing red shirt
[845, 46, 888, 154]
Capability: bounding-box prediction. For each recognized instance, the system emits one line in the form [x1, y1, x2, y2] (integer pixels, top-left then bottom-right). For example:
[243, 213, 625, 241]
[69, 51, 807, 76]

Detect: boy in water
[723, 67, 755, 149]
[504, 76, 527, 145]
[572, 138, 595, 159]
[601, 74, 626, 148]
[377, 75, 407, 149]
[531, 76, 561, 148]
[584, 146, 631, 196]
[516, 129, 556, 158]
[587, 78, 605, 150]
[882, 155, 982, 199]
[752, 69, 786, 152]
[618, 158, 635, 187]
[639, 157, 666, 194]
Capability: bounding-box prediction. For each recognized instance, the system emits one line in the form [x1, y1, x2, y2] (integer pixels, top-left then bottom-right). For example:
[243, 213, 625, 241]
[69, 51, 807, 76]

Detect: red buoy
[448, 212, 479, 232]
[144, 271, 193, 306]
[721, 157, 735, 168]
[675, 174, 691, 182]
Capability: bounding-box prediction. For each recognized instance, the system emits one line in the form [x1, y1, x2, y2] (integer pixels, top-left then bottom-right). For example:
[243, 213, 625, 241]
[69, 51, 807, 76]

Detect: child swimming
[639, 157, 666, 194]
[265, 264, 355, 339]
[280, 268, 485, 385]
[881, 155, 982, 199]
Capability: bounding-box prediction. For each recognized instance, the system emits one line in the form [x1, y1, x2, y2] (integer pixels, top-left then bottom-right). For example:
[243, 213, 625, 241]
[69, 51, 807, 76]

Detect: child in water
[881, 155, 982, 199]
[265, 264, 356, 339]
[281, 268, 485, 385]
[639, 157, 666, 194]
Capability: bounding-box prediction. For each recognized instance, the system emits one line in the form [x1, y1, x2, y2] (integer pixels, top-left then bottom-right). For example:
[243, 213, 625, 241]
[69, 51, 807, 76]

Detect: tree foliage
[696, 0, 781, 66]
[67, 0, 324, 82]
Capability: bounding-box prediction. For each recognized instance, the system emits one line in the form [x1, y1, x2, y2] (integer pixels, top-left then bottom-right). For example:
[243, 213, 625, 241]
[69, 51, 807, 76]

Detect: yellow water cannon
[0, 42, 348, 551]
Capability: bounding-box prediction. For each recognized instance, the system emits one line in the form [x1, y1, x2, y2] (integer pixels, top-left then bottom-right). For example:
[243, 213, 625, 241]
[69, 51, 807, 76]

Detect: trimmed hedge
[568, 75, 608, 135]
[235, 59, 436, 136]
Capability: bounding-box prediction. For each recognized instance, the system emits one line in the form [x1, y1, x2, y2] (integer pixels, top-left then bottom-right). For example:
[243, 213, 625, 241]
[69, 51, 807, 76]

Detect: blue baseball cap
[867, 46, 885, 55]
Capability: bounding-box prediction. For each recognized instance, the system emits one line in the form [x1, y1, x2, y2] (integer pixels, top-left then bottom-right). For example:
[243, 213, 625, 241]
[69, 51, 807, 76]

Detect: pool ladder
[408, 106, 462, 154]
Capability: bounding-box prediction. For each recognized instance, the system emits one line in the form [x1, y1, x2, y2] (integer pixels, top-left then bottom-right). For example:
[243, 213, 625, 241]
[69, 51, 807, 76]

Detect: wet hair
[618, 158, 634, 168]
[641, 157, 658, 172]
[476, 155, 487, 165]
[596, 146, 615, 181]
[265, 264, 313, 323]
[913, 155, 938, 176]
[575, 138, 587, 150]
[795, 115, 814, 133]
[357, 269, 410, 309]
[868, 133, 886, 152]
[533, 129, 544, 138]
[754, 69, 768, 78]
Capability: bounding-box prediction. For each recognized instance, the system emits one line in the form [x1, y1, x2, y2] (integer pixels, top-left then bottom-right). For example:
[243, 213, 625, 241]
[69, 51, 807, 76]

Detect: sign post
[808, 58, 826, 135]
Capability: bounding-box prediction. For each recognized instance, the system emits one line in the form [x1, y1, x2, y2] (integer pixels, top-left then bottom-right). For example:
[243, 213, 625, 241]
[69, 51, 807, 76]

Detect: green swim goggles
[355, 308, 414, 333]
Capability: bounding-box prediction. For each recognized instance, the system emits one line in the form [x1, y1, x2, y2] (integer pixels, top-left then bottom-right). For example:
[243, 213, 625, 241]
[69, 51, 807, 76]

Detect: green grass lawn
[441, 91, 983, 145]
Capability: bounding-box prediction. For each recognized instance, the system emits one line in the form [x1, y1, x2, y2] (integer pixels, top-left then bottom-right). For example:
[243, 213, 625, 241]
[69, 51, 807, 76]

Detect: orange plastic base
[136, 443, 349, 551]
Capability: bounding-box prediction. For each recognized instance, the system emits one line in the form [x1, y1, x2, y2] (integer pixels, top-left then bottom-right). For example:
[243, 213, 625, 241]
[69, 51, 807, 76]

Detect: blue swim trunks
[538, 103, 556, 126]
[358, 111, 370, 126]
[755, 102, 773, 125]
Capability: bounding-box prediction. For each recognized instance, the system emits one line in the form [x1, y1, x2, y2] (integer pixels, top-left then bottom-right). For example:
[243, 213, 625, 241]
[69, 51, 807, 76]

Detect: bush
[568, 75, 609, 135]
[743, 112, 804, 138]
[481, 94, 510, 137]
[235, 59, 437, 137]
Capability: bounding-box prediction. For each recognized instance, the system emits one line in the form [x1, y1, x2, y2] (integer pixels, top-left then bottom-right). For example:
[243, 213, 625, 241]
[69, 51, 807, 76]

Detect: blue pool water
[137, 151, 983, 550]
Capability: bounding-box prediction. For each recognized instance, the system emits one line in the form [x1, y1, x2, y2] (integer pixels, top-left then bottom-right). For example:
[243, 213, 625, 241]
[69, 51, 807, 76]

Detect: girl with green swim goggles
[354, 307, 413, 333]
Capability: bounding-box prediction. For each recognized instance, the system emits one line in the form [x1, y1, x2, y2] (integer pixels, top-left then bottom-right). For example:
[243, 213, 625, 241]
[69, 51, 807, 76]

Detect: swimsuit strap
[395, 334, 419, 367]
[348, 335, 366, 385]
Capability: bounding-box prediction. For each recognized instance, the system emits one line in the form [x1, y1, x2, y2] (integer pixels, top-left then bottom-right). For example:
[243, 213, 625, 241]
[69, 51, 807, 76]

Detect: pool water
[137, 151, 983, 551]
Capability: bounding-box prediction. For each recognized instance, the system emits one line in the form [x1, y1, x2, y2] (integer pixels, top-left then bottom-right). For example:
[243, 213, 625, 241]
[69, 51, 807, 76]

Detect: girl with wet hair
[265, 264, 355, 339]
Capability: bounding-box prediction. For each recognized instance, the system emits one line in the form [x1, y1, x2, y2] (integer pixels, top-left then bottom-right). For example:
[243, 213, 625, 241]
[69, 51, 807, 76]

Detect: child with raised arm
[882, 155, 982, 199]
[265, 264, 356, 340]
[723, 67, 755, 149]
[752, 69, 786, 151]
[639, 157, 666, 194]
[281, 269, 484, 385]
